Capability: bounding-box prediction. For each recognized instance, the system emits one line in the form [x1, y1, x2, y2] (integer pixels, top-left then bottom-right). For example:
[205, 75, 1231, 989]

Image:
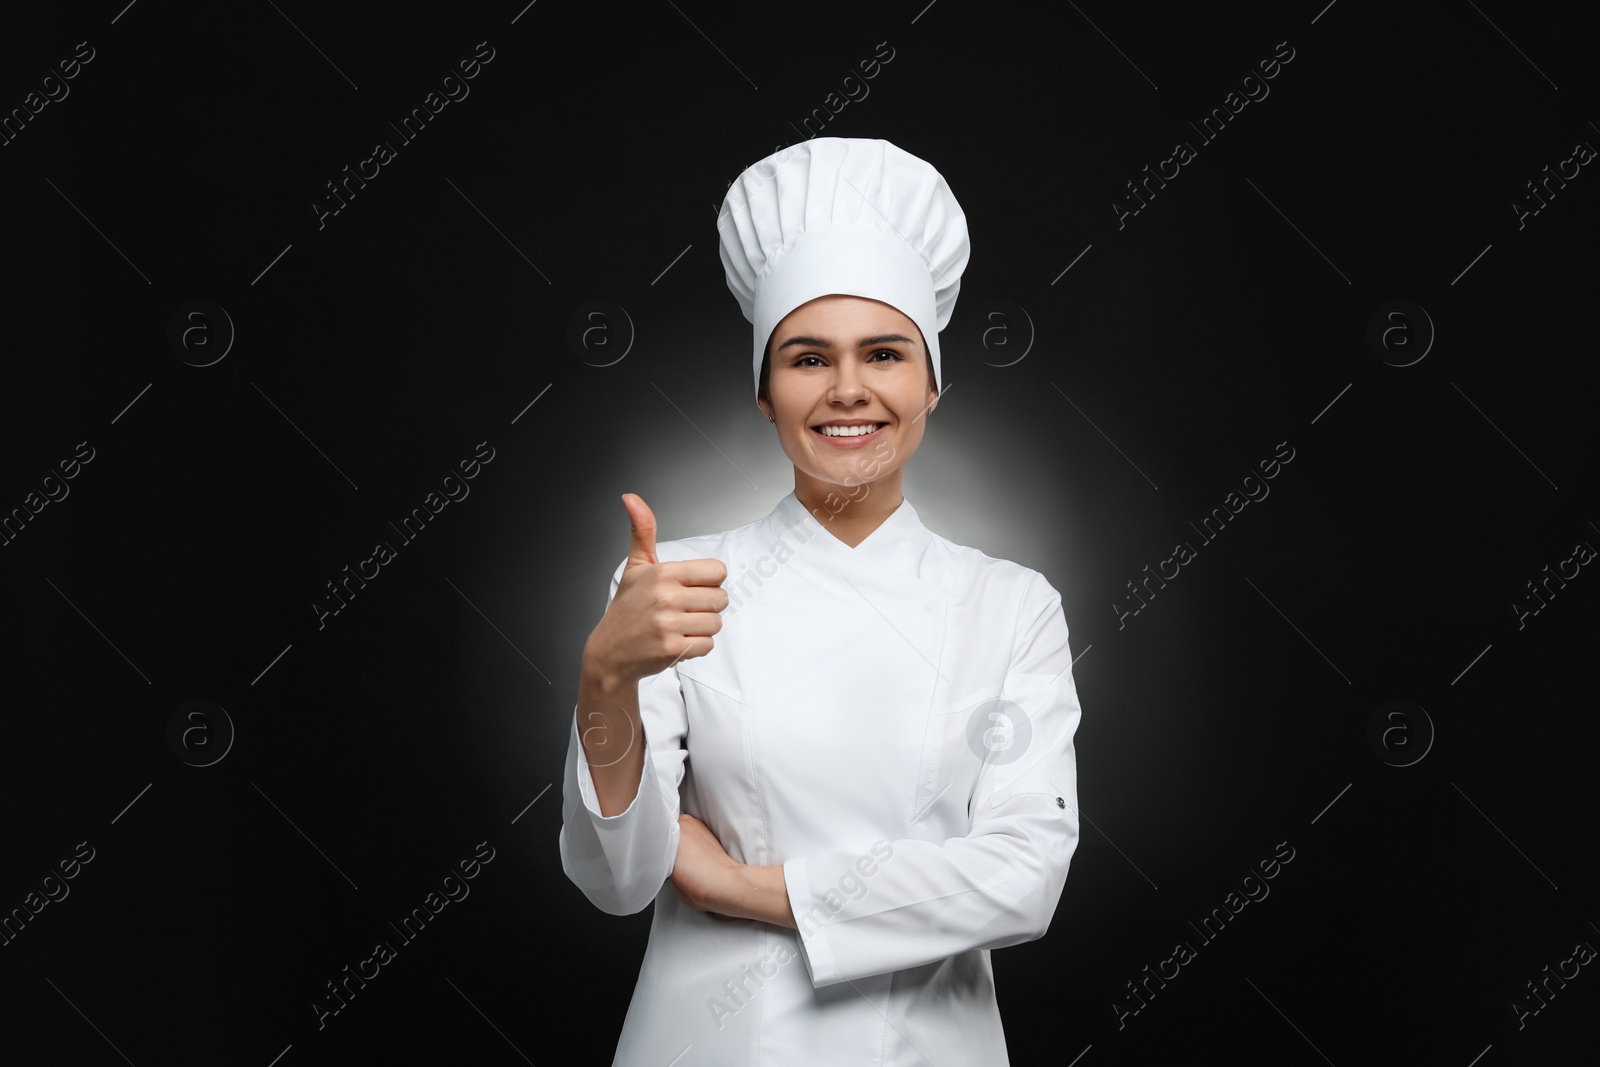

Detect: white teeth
[819, 423, 883, 437]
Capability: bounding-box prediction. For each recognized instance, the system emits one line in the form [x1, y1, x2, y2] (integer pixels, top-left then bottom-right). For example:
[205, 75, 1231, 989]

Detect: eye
[869, 349, 906, 362]
[791, 354, 825, 368]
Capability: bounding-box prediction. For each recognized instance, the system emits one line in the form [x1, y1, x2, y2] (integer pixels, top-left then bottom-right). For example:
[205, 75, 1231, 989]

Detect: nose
[827, 360, 870, 405]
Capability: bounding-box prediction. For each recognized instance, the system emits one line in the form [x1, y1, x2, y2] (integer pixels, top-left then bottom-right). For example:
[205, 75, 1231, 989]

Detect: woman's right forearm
[576, 657, 646, 818]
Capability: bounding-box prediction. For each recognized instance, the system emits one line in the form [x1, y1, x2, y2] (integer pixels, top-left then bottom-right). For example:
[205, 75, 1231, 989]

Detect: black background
[1, 1, 1596, 1064]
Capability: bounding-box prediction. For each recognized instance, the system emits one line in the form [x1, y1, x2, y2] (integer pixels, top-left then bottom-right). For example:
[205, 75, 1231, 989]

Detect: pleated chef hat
[716, 137, 970, 399]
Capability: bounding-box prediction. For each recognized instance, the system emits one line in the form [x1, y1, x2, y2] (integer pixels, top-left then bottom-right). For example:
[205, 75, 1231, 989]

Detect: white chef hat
[716, 137, 970, 399]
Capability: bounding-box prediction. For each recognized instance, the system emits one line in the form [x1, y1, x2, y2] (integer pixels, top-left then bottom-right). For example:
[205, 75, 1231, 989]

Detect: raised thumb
[623, 493, 658, 566]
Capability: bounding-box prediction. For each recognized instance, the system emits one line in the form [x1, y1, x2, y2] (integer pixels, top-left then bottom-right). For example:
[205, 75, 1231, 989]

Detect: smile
[812, 422, 887, 447]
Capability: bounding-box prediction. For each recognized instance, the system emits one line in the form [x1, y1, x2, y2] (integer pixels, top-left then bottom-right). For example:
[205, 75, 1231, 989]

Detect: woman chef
[559, 137, 1084, 1065]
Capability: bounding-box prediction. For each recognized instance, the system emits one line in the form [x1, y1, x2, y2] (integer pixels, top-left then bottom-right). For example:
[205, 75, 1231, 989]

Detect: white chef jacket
[559, 490, 1082, 1066]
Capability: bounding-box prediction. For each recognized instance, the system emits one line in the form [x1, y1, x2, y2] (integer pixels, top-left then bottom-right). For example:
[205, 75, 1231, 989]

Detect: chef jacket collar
[771, 489, 930, 578]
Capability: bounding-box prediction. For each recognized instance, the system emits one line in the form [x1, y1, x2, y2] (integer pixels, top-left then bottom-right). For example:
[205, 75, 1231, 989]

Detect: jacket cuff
[783, 856, 841, 986]
[572, 711, 651, 824]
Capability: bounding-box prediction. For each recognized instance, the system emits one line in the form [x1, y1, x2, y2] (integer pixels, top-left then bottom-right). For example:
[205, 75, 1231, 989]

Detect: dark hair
[757, 337, 939, 407]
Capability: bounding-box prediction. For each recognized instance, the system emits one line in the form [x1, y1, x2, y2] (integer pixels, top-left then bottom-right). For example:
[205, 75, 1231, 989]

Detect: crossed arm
[670, 813, 796, 929]
[577, 667, 794, 928]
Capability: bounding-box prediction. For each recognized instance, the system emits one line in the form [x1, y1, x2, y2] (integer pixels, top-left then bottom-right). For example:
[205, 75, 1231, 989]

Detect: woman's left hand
[671, 813, 748, 916]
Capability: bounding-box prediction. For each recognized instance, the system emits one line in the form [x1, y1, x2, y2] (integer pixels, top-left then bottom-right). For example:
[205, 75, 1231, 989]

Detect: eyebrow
[776, 333, 919, 351]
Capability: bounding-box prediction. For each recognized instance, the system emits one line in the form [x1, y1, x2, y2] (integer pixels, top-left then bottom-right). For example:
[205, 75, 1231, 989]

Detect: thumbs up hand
[583, 493, 730, 685]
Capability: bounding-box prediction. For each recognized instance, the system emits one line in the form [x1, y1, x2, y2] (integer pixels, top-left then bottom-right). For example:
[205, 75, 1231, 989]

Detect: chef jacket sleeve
[558, 556, 688, 916]
[782, 569, 1082, 987]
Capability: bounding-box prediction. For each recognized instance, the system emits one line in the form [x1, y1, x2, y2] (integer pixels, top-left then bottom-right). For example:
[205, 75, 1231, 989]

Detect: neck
[793, 467, 904, 548]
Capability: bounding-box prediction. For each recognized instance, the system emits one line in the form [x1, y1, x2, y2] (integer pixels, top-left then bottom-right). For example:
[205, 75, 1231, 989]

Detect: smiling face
[756, 294, 938, 501]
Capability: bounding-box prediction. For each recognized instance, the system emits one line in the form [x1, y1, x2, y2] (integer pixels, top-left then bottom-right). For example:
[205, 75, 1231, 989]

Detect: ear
[757, 398, 773, 422]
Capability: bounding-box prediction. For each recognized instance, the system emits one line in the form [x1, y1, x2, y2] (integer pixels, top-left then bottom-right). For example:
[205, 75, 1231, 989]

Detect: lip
[811, 421, 887, 448]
